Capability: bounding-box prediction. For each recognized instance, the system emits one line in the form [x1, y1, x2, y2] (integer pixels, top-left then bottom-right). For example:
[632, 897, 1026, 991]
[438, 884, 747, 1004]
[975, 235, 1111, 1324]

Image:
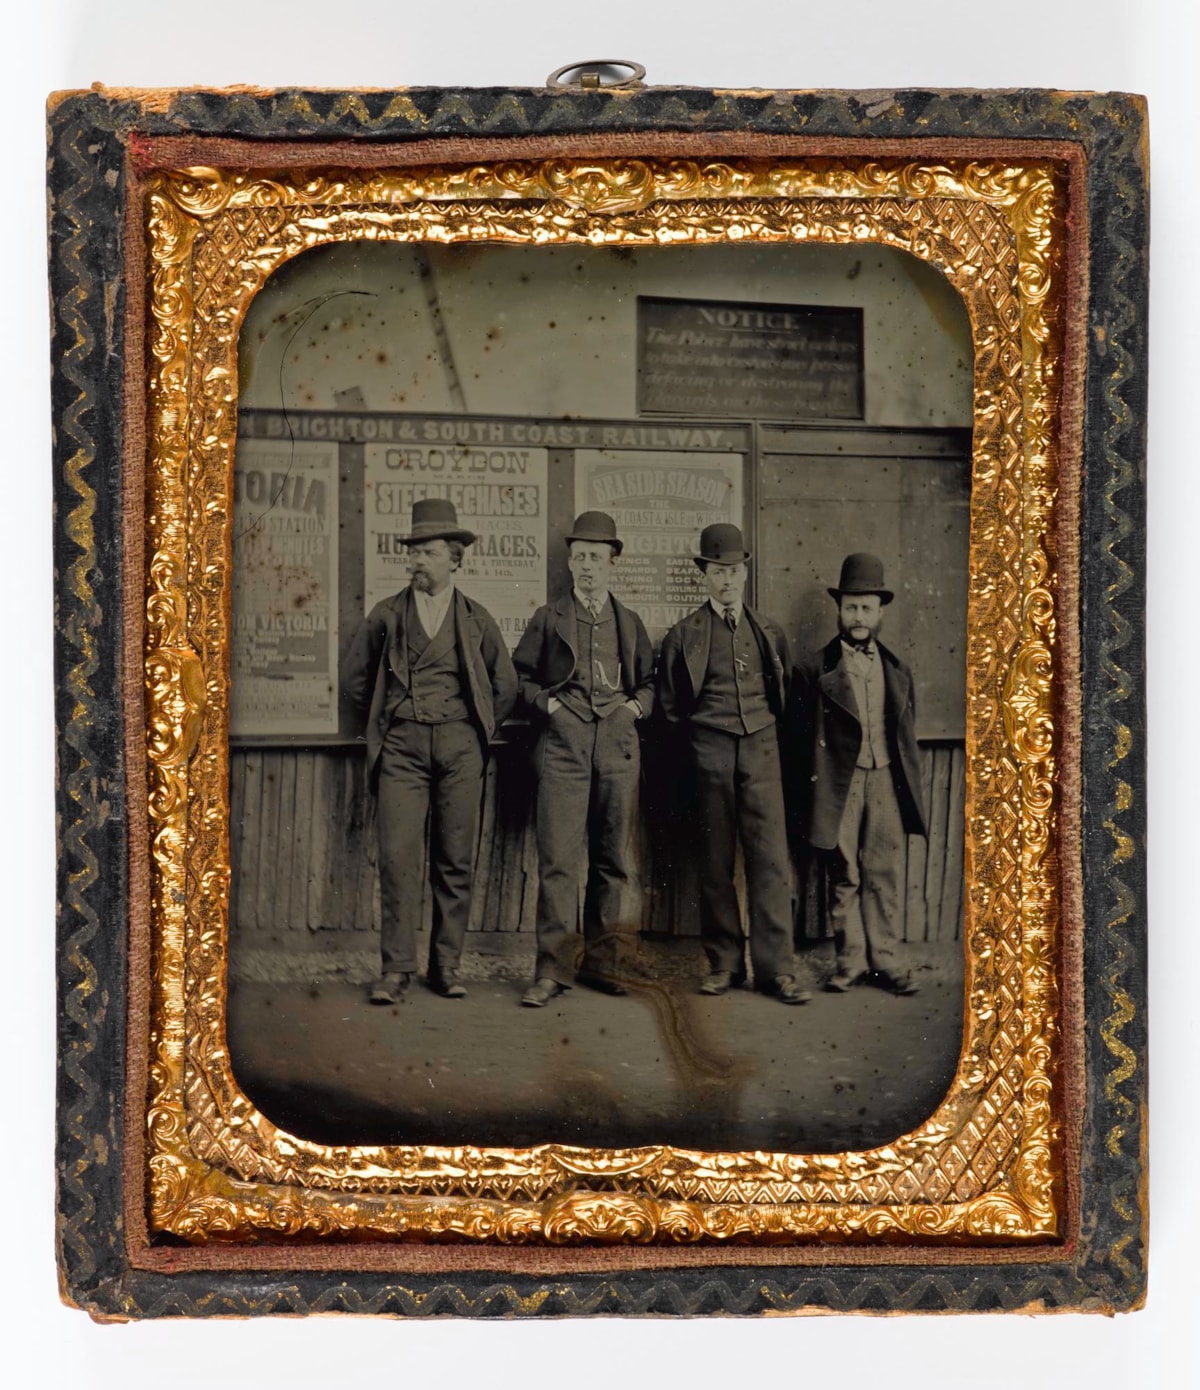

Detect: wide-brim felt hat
[828, 551, 894, 604]
[694, 521, 750, 567]
[565, 510, 623, 555]
[398, 497, 477, 546]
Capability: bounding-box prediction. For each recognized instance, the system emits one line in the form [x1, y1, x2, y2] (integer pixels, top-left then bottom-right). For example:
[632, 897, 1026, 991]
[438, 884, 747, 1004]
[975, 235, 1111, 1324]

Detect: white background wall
[5, 4, 1193, 1387]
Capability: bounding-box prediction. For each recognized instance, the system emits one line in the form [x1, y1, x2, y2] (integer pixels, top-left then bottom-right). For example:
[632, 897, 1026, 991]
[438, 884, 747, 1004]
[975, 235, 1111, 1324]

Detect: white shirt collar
[709, 596, 744, 621]
[574, 588, 610, 616]
[412, 581, 455, 637]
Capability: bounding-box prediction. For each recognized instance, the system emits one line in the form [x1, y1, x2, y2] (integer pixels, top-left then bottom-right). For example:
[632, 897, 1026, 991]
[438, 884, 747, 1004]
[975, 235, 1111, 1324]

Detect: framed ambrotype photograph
[48, 80, 1148, 1319]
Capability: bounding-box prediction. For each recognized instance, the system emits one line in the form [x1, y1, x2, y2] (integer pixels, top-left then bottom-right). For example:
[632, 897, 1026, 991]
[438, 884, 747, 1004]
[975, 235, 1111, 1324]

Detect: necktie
[724, 605, 738, 631]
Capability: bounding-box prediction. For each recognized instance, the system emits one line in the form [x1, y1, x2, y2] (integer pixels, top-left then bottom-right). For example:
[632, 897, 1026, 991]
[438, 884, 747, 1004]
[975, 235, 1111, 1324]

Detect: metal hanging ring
[546, 60, 646, 91]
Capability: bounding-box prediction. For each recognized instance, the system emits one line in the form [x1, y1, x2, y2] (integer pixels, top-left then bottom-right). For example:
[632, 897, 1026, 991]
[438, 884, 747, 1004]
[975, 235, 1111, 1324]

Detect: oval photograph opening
[224, 237, 972, 1153]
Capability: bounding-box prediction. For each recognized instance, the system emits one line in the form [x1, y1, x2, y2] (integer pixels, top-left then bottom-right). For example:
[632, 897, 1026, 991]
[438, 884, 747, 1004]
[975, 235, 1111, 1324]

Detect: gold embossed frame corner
[141, 153, 1073, 1248]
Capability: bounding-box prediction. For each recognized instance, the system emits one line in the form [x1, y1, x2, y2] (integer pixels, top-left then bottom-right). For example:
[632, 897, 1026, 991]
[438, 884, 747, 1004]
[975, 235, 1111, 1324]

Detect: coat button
[819, 739, 826, 747]
[811, 774, 818, 782]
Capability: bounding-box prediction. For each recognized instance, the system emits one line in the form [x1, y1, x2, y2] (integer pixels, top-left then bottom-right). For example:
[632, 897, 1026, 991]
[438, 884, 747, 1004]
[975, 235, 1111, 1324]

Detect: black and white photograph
[224, 237, 973, 1155]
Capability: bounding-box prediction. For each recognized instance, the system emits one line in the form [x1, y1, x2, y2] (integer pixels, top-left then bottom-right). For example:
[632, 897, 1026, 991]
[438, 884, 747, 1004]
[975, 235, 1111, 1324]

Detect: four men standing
[344, 500, 927, 1006]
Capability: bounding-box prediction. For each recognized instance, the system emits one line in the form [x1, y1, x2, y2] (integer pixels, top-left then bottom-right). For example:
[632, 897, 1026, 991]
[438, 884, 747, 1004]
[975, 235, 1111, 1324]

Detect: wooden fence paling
[227, 740, 966, 944]
[228, 749, 246, 930]
[939, 746, 967, 941]
[923, 748, 952, 943]
[237, 751, 262, 931]
[469, 759, 498, 932]
[306, 752, 331, 929]
[274, 752, 297, 931]
[254, 750, 282, 934]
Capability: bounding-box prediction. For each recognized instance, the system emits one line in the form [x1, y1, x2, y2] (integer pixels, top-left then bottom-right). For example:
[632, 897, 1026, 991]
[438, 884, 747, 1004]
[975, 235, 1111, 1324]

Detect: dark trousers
[689, 723, 795, 984]
[375, 718, 483, 981]
[533, 707, 641, 985]
[827, 765, 908, 978]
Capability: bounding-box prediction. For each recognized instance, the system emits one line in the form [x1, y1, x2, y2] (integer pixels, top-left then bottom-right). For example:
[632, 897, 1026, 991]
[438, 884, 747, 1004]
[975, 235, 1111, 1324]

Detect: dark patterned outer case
[49, 84, 1147, 1319]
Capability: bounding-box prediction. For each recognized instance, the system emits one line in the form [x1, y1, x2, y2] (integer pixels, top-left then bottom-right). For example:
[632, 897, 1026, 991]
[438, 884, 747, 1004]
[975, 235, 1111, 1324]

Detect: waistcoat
[692, 607, 774, 736]
[387, 600, 470, 724]
[843, 643, 890, 768]
[557, 597, 626, 721]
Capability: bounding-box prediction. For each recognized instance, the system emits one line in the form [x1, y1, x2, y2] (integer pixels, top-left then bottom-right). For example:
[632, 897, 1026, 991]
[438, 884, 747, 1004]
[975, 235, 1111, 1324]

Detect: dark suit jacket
[341, 587, 518, 786]
[512, 594, 656, 719]
[787, 636, 927, 851]
[657, 602, 790, 724]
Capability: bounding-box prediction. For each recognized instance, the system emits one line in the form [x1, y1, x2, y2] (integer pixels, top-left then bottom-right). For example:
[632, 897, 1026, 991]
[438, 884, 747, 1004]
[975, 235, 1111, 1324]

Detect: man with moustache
[657, 523, 810, 1005]
[513, 512, 656, 1008]
[788, 553, 927, 995]
[341, 498, 517, 1005]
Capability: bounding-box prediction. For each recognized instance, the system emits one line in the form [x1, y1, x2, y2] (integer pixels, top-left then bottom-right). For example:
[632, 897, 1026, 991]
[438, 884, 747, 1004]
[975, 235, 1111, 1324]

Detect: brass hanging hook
[546, 60, 646, 91]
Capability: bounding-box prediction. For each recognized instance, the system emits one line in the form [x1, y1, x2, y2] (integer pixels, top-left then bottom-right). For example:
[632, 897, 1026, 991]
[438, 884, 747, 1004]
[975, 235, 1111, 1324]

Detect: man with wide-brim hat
[341, 497, 517, 1004]
[657, 522, 811, 1005]
[397, 496, 478, 548]
[513, 510, 655, 1007]
[787, 553, 927, 995]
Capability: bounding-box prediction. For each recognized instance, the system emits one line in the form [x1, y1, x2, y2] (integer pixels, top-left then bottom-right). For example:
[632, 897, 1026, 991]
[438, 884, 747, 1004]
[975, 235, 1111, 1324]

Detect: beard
[838, 617, 881, 649]
[410, 571, 434, 592]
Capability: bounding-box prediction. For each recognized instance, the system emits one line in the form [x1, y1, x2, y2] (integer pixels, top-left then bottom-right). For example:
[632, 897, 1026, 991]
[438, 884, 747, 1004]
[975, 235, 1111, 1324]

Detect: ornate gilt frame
[145, 156, 1063, 1245]
[51, 87, 1147, 1317]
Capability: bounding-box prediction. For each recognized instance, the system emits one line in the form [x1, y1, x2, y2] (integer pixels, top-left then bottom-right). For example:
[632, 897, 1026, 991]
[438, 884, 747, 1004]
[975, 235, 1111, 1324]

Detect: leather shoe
[768, 975, 813, 1005]
[521, 978, 566, 1008]
[825, 971, 866, 993]
[699, 970, 739, 996]
[886, 973, 920, 996]
[369, 971, 412, 1004]
[429, 975, 467, 999]
[576, 971, 627, 996]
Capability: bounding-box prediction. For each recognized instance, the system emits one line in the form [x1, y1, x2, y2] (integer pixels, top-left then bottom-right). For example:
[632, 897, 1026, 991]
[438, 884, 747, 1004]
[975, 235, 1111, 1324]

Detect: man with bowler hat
[788, 553, 927, 995]
[657, 523, 810, 1005]
[513, 511, 656, 1008]
[341, 498, 517, 1004]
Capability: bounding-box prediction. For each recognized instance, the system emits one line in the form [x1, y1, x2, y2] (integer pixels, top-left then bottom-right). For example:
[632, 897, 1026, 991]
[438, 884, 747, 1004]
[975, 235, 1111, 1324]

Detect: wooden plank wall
[229, 740, 965, 943]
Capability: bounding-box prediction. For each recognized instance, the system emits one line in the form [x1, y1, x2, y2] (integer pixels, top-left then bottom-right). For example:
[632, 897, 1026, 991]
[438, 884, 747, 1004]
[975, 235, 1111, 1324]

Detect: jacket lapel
[553, 596, 579, 673]
[452, 589, 484, 710]
[879, 643, 912, 716]
[819, 636, 860, 723]
[611, 596, 636, 692]
[682, 605, 711, 696]
[388, 589, 414, 689]
[743, 605, 785, 701]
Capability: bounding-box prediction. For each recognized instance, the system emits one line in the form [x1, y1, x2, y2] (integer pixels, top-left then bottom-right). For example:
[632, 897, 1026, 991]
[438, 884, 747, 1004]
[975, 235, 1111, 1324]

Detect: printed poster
[230, 438, 339, 737]
[364, 438, 549, 650]
[574, 450, 744, 644]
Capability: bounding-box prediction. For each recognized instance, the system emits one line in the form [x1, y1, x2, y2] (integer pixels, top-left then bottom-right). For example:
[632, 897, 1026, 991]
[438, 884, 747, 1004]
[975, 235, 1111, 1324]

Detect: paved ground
[228, 939, 964, 1153]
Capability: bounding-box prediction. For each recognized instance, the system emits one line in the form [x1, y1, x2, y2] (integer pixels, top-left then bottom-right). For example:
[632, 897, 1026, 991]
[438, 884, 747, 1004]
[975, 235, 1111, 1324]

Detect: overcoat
[341, 587, 518, 787]
[787, 636, 927, 851]
[513, 594, 656, 718]
[657, 602, 790, 724]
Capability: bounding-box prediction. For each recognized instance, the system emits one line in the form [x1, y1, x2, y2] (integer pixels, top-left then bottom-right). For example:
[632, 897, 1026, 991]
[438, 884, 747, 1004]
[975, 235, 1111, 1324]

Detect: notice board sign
[637, 296, 864, 422]
[363, 428, 549, 649]
[575, 450, 743, 644]
[230, 438, 340, 737]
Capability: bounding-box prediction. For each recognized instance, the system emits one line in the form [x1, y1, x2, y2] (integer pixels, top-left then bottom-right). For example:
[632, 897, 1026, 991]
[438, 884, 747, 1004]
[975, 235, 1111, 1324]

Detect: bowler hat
[828, 552, 894, 604]
[398, 497, 477, 547]
[565, 510, 623, 555]
[694, 522, 751, 567]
